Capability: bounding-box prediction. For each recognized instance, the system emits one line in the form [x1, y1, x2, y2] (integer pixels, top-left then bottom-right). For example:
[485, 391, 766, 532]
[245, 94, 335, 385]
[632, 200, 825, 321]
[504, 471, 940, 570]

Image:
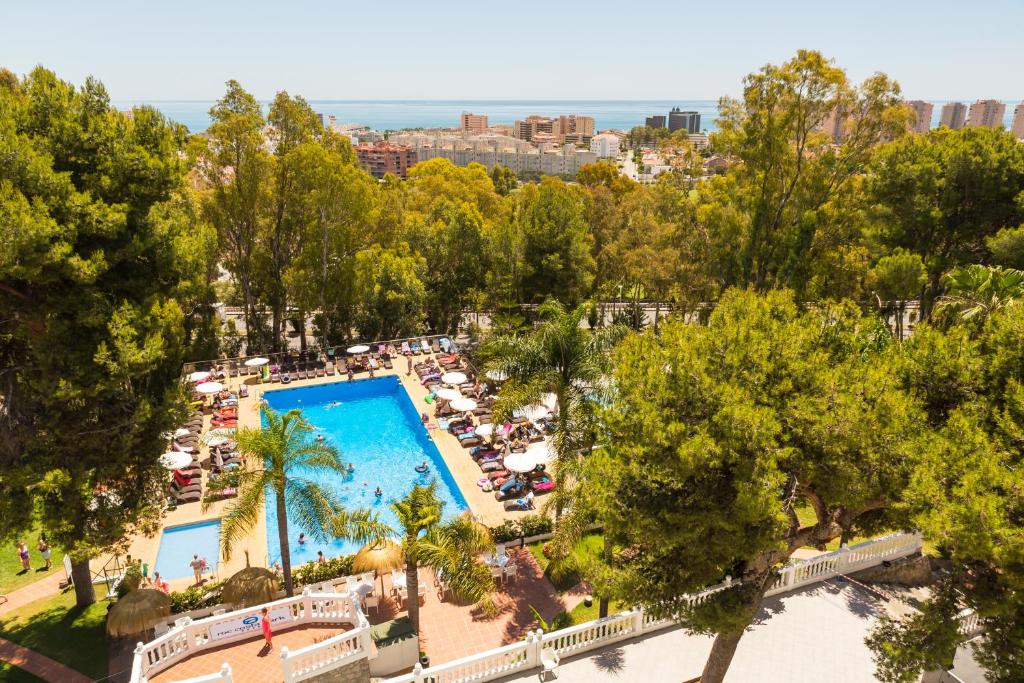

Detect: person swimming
[414, 460, 429, 473]
[315, 434, 325, 442]
[374, 486, 383, 497]
[347, 462, 355, 474]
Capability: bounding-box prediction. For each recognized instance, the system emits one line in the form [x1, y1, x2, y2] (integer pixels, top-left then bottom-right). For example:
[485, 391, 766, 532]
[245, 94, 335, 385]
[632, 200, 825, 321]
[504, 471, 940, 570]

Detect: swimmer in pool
[315, 434, 325, 442]
[374, 486, 383, 497]
[347, 463, 355, 474]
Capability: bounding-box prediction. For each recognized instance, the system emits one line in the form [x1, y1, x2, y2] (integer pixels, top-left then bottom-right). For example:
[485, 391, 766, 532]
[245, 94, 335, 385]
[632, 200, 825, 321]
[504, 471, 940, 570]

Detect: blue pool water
[262, 376, 468, 566]
[154, 519, 222, 580]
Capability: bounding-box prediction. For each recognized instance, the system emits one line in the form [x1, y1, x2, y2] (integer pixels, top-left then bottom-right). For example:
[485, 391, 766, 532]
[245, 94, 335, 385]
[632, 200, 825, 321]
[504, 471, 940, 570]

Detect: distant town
[322, 100, 1024, 183]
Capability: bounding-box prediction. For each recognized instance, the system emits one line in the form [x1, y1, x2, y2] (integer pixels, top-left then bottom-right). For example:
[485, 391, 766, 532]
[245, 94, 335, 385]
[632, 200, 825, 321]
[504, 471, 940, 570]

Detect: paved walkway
[0, 636, 92, 683]
[0, 572, 67, 616]
[497, 580, 889, 683]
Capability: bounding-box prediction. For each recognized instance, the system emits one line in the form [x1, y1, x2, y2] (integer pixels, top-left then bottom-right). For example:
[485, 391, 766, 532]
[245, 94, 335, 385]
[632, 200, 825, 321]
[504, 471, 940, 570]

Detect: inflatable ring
[415, 464, 429, 473]
[477, 477, 488, 487]
[482, 483, 493, 492]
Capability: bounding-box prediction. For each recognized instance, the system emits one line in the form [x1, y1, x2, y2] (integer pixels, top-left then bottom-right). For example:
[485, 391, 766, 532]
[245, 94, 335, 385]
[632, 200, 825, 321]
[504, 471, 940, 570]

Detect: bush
[490, 520, 521, 543]
[292, 555, 355, 588]
[170, 579, 224, 614]
[116, 563, 144, 598]
[519, 514, 553, 538]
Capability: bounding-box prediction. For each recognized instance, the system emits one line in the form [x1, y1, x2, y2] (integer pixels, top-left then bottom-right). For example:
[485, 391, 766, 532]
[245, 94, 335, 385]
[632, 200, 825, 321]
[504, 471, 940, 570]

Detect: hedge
[489, 514, 553, 543]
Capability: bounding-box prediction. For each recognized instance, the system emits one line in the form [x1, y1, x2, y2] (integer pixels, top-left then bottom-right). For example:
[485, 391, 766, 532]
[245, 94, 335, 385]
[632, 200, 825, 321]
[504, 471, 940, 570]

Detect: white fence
[383, 531, 924, 683]
[130, 588, 371, 683]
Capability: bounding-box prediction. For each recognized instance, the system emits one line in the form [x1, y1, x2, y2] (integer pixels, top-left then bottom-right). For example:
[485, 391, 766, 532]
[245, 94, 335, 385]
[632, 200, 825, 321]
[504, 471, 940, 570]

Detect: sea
[112, 99, 1021, 135]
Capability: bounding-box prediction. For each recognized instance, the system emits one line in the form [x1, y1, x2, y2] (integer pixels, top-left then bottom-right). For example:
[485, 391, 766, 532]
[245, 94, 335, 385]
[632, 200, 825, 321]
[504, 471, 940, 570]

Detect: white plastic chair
[364, 595, 379, 615]
[490, 565, 504, 583]
[541, 649, 560, 680]
[504, 563, 518, 583]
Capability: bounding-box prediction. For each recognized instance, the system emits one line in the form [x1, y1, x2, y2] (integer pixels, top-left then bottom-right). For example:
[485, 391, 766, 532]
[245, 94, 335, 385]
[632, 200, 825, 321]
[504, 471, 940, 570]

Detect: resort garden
[1, 51, 1024, 683]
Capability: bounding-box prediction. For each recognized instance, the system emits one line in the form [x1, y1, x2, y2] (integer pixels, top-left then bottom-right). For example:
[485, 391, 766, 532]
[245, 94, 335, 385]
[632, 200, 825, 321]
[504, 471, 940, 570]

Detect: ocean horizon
[113, 99, 1021, 135]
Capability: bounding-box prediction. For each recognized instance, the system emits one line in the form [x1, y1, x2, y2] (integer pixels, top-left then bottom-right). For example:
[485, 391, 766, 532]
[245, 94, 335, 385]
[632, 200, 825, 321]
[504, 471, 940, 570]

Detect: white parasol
[207, 436, 229, 448]
[244, 357, 270, 367]
[347, 345, 370, 354]
[441, 371, 467, 385]
[504, 451, 537, 473]
[173, 427, 192, 439]
[523, 441, 553, 467]
[486, 369, 508, 382]
[434, 388, 462, 401]
[159, 451, 193, 470]
[514, 404, 549, 422]
[475, 423, 495, 438]
[188, 371, 212, 383]
[450, 397, 478, 412]
[194, 381, 225, 394]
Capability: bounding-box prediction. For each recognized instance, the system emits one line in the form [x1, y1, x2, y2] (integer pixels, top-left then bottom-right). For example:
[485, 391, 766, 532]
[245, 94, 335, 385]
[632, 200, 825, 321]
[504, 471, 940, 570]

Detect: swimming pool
[262, 376, 468, 566]
[154, 519, 222, 580]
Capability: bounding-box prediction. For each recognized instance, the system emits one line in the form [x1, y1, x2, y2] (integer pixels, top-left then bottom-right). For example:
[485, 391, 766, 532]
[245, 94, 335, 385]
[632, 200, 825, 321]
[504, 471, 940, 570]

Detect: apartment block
[413, 143, 597, 177]
[967, 99, 1006, 128]
[668, 108, 700, 134]
[460, 112, 489, 134]
[646, 115, 666, 129]
[816, 108, 846, 143]
[355, 142, 418, 179]
[513, 114, 594, 142]
[939, 101, 967, 129]
[1012, 103, 1024, 140]
[590, 132, 620, 158]
[905, 100, 933, 134]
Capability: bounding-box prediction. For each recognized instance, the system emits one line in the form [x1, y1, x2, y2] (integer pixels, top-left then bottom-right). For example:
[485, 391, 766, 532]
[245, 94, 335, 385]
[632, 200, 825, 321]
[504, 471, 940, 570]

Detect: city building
[646, 115, 666, 129]
[687, 133, 709, 150]
[939, 101, 967, 129]
[1013, 103, 1024, 140]
[817, 108, 846, 143]
[590, 132, 620, 158]
[460, 112, 489, 134]
[412, 141, 597, 177]
[354, 142, 418, 179]
[558, 115, 594, 137]
[905, 100, 933, 134]
[668, 108, 700, 134]
[967, 99, 1006, 128]
[513, 115, 556, 142]
[562, 132, 593, 146]
[513, 114, 594, 142]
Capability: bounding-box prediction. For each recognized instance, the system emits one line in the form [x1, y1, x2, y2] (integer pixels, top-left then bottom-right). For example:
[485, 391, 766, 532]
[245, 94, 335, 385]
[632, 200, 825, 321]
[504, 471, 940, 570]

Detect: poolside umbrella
[524, 441, 553, 467]
[221, 566, 280, 607]
[504, 451, 538, 473]
[434, 388, 461, 401]
[441, 371, 467, 385]
[486, 369, 508, 382]
[244, 357, 270, 367]
[107, 589, 171, 637]
[159, 451, 193, 470]
[347, 345, 370, 354]
[173, 427, 192, 439]
[352, 540, 404, 594]
[188, 370, 212, 383]
[204, 428, 236, 444]
[514, 404, 548, 422]
[475, 423, 495, 439]
[206, 436, 229, 448]
[195, 381, 225, 395]
[450, 397, 478, 412]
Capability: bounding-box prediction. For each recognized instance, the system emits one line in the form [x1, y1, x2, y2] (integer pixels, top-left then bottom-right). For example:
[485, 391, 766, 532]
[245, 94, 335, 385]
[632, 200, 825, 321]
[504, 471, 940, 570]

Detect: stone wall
[303, 656, 371, 683]
[849, 553, 933, 587]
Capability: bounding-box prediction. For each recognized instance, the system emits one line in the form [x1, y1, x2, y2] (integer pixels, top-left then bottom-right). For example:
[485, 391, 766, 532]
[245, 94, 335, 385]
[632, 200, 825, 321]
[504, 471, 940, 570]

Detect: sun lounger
[421, 338, 431, 355]
[315, 363, 325, 377]
[381, 353, 393, 369]
[172, 489, 201, 504]
[325, 362, 335, 376]
[410, 341, 420, 355]
[480, 459, 504, 472]
[401, 341, 412, 355]
[430, 338, 441, 354]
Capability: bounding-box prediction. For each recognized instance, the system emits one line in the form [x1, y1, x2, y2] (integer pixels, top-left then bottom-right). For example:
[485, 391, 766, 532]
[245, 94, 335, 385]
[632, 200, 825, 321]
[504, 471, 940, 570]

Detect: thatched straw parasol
[107, 589, 171, 637]
[352, 539, 404, 593]
[221, 566, 280, 607]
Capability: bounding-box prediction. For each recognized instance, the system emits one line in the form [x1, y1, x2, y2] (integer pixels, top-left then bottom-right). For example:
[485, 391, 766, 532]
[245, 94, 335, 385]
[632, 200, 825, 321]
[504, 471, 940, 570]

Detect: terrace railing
[130, 588, 370, 683]
[382, 531, 924, 683]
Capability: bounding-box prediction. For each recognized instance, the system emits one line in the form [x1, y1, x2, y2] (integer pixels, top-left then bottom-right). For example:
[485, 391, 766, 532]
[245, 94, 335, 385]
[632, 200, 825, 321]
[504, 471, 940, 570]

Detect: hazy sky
[2, 0, 1022, 101]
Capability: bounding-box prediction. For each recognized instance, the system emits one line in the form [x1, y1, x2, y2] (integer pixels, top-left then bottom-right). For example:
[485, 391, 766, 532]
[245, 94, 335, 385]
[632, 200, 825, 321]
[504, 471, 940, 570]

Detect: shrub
[116, 563, 144, 598]
[292, 555, 354, 588]
[170, 579, 224, 614]
[490, 520, 521, 543]
[518, 514, 553, 538]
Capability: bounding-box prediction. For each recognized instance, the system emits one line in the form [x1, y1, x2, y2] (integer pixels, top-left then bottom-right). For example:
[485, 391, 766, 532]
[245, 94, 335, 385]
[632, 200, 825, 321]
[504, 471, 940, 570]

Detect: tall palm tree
[484, 298, 625, 517]
[205, 406, 386, 596]
[937, 264, 1024, 325]
[391, 482, 494, 641]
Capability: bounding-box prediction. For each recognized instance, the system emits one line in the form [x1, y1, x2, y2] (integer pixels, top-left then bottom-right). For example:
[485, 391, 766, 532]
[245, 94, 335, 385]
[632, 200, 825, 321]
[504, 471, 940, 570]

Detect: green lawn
[567, 598, 628, 624]
[0, 589, 109, 681]
[792, 505, 937, 556]
[527, 533, 605, 592]
[0, 525, 65, 595]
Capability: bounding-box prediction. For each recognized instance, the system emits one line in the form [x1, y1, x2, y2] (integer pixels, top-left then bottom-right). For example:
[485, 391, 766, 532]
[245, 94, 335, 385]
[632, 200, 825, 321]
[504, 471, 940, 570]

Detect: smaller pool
[154, 519, 221, 580]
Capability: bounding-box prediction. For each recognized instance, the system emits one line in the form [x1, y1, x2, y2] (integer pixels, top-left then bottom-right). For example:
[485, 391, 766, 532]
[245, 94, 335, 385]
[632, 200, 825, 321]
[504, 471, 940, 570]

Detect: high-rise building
[460, 112, 489, 134]
[557, 115, 594, 137]
[939, 101, 967, 129]
[1012, 103, 1024, 140]
[513, 115, 556, 142]
[514, 114, 594, 142]
[967, 99, 1006, 128]
[590, 133, 620, 158]
[646, 115, 666, 129]
[355, 142, 418, 179]
[905, 100, 933, 135]
[668, 108, 700, 134]
[816, 108, 846, 143]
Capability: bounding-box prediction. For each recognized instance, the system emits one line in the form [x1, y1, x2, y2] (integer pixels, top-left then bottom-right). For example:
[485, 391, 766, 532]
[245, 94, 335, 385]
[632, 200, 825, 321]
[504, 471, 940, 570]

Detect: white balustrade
[132, 588, 370, 683]
[381, 531, 925, 683]
[281, 628, 370, 682]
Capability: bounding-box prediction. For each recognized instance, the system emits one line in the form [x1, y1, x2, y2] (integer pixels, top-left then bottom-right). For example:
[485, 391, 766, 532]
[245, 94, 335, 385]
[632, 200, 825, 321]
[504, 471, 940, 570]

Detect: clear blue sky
[2, 0, 1022, 101]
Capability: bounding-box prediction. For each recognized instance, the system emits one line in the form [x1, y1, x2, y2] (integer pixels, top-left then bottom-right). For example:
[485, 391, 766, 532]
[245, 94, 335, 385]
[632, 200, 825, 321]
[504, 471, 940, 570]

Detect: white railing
[131, 588, 370, 683]
[170, 664, 233, 683]
[281, 627, 371, 683]
[384, 531, 924, 683]
[958, 608, 982, 638]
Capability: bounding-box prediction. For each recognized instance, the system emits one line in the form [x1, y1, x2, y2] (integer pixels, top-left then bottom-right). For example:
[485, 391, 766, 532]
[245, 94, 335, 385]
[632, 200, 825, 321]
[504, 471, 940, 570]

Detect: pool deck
[117, 356, 537, 592]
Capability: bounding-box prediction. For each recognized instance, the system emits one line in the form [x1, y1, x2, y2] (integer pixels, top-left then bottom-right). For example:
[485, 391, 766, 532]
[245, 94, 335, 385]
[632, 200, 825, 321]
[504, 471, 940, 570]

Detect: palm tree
[937, 264, 1024, 324]
[205, 406, 386, 596]
[390, 482, 494, 641]
[484, 298, 625, 518]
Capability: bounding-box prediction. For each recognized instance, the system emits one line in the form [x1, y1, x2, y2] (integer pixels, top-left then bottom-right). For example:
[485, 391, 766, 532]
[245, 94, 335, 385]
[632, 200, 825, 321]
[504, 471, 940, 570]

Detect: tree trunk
[276, 490, 294, 596]
[272, 304, 283, 353]
[699, 572, 772, 683]
[298, 311, 307, 352]
[598, 535, 613, 618]
[406, 558, 421, 641]
[70, 557, 96, 607]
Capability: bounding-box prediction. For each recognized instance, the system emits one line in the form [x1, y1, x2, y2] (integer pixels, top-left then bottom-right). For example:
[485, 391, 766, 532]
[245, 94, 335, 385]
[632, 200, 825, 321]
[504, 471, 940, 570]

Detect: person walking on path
[36, 536, 51, 571]
[260, 607, 273, 651]
[189, 554, 205, 586]
[406, 355, 413, 376]
[16, 542, 30, 572]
